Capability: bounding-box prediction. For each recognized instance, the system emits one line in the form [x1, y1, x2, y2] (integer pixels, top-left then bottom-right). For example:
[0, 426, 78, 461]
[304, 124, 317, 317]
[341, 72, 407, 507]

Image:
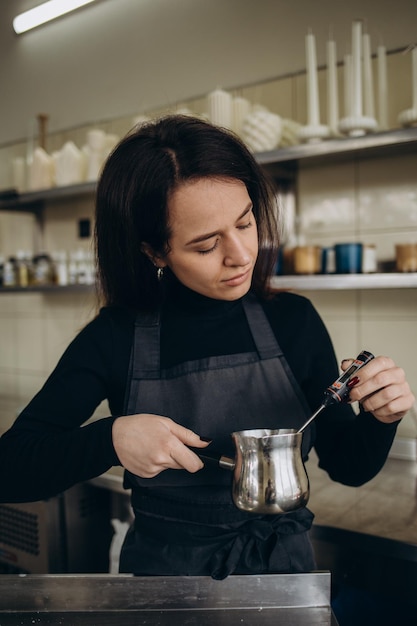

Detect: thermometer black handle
[298, 350, 375, 434]
[322, 349, 375, 406]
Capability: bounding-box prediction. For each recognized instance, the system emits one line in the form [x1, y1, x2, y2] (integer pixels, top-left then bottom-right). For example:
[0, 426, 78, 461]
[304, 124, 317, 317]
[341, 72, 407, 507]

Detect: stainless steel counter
[0, 572, 338, 625]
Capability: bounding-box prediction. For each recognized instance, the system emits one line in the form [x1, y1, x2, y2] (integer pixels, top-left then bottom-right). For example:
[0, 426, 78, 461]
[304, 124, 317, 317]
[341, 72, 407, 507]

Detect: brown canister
[294, 246, 322, 275]
[395, 244, 417, 272]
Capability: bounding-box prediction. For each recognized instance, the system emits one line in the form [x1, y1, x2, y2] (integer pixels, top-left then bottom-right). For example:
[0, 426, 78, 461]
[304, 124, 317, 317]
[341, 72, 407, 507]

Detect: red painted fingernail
[347, 376, 360, 388]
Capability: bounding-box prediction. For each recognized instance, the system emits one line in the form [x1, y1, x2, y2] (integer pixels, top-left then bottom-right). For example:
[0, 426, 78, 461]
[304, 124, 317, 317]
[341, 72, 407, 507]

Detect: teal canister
[335, 243, 363, 274]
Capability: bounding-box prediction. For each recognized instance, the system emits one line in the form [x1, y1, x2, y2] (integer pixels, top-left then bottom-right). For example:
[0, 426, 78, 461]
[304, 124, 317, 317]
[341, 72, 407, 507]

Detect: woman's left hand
[341, 355, 415, 424]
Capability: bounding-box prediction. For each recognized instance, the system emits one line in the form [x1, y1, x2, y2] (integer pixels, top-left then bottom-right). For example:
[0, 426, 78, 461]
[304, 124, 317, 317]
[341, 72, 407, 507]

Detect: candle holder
[298, 124, 330, 143]
[398, 108, 417, 127]
[338, 115, 377, 137]
[339, 21, 378, 138]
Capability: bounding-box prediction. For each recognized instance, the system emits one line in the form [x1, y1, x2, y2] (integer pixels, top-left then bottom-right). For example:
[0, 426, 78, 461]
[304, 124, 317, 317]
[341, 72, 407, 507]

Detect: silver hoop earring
[157, 267, 164, 281]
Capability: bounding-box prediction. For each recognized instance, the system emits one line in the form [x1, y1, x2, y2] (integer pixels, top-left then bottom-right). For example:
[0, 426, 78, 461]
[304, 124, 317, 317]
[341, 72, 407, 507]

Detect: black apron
[119, 292, 316, 579]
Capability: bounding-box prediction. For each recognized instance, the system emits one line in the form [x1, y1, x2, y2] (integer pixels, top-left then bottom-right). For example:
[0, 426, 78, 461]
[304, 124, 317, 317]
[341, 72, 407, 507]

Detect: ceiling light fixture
[13, 0, 96, 35]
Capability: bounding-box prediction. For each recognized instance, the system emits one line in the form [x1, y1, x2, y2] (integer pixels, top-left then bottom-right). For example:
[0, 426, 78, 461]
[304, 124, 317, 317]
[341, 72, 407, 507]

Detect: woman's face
[161, 177, 259, 301]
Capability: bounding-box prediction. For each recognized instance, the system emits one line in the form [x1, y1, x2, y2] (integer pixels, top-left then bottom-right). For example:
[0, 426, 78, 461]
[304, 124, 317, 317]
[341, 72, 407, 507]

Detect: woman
[0, 115, 413, 579]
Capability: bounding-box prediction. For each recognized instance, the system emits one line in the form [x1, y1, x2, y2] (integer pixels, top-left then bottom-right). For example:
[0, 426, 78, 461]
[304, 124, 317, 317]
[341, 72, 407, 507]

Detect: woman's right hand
[111, 413, 209, 478]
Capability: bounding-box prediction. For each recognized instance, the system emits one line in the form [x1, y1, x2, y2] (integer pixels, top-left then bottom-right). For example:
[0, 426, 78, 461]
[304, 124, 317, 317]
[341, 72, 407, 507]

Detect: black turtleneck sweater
[0, 285, 398, 503]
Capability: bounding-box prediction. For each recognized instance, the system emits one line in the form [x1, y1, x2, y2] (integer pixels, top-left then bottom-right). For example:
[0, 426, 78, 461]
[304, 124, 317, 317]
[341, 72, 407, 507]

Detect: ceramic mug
[335, 243, 363, 274]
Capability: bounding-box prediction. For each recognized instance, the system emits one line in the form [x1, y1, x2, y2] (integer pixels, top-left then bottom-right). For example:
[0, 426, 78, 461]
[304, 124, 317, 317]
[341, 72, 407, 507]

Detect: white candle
[362, 33, 375, 118]
[377, 45, 388, 129]
[412, 46, 417, 110]
[305, 31, 320, 126]
[232, 97, 251, 136]
[344, 54, 353, 117]
[326, 39, 339, 132]
[351, 20, 363, 118]
[207, 88, 233, 129]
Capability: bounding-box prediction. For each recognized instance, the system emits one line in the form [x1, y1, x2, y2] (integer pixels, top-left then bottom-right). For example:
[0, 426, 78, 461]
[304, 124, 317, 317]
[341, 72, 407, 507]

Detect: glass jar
[3, 257, 17, 286]
[32, 253, 53, 285]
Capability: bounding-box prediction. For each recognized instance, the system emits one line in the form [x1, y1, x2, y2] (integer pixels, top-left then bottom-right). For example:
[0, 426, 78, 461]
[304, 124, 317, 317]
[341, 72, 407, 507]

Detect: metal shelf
[1, 128, 416, 211]
[3, 274, 417, 294]
[271, 273, 417, 291]
[1, 129, 416, 294]
[0, 181, 96, 212]
[256, 127, 417, 172]
[0, 284, 94, 294]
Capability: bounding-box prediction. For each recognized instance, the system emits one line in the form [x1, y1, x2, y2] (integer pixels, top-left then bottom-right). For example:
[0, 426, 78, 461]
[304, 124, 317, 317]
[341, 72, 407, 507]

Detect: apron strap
[130, 311, 160, 378]
[243, 292, 312, 423]
[242, 292, 282, 359]
[124, 290, 312, 444]
[130, 291, 282, 379]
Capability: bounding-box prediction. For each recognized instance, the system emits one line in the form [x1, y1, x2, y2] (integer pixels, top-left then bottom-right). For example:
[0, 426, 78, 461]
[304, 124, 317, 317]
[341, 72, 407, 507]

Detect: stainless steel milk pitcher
[196, 428, 310, 514]
[230, 428, 309, 514]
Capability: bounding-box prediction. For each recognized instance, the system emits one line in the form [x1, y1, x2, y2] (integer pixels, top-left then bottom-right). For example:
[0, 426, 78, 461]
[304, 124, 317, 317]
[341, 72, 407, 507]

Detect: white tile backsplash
[42, 197, 95, 253]
[44, 317, 80, 373]
[300, 289, 359, 318]
[358, 154, 417, 232]
[360, 289, 417, 319]
[15, 317, 45, 372]
[0, 318, 17, 368]
[0, 371, 18, 399]
[298, 292, 417, 440]
[361, 319, 417, 383]
[295, 147, 417, 442]
[13, 292, 44, 315]
[351, 307, 414, 439]
[0, 293, 16, 314]
[358, 231, 417, 263]
[73, 297, 98, 328]
[297, 161, 356, 236]
[296, 291, 361, 366]
[0, 212, 37, 258]
[42, 292, 83, 319]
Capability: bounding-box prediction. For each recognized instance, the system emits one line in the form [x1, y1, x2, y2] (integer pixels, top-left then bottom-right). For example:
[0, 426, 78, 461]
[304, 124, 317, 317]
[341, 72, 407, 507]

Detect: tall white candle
[326, 39, 339, 132]
[362, 33, 375, 118]
[412, 46, 417, 110]
[344, 54, 353, 117]
[377, 45, 388, 129]
[351, 20, 363, 118]
[397, 45, 417, 127]
[305, 31, 320, 126]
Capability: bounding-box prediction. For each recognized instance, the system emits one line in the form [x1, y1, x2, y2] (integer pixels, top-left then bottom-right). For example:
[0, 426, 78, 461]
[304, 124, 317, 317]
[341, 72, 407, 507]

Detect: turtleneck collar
[163, 279, 244, 319]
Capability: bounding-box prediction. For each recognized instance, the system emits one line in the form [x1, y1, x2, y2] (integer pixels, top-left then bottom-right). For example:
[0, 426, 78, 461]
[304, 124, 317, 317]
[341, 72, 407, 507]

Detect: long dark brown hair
[95, 114, 280, 310]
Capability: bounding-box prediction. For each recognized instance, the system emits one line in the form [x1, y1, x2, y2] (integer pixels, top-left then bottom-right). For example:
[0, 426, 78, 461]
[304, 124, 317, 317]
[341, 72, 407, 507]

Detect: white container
[362, 244, 377, 273]
[54, 142, 84, 186]
[12, 157, 26, 192]
[207, 88, 233, 129]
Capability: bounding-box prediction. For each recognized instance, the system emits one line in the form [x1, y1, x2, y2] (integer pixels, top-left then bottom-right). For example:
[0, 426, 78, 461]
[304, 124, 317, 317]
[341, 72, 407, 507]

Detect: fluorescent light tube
[13, 0, 96, 34]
